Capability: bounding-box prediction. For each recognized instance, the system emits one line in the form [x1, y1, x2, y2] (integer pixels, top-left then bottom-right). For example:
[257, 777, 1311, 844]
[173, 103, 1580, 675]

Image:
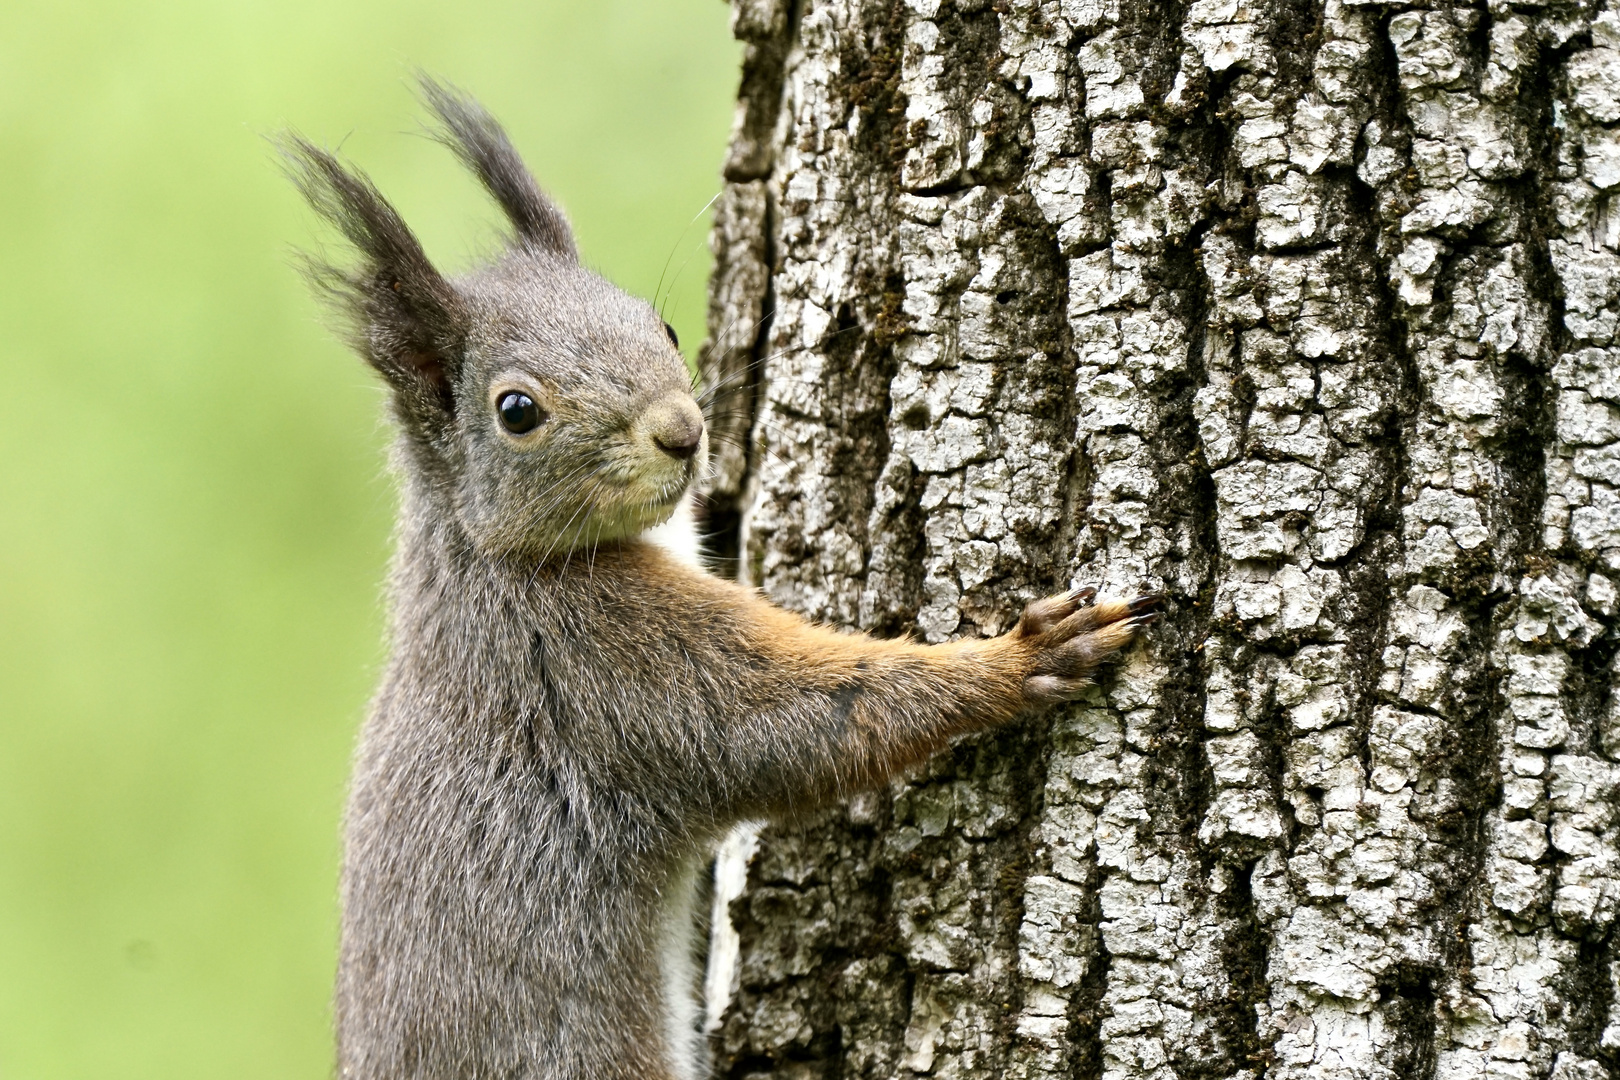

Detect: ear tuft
[279, 134, 466, 418]
[415, 74, 578, 261]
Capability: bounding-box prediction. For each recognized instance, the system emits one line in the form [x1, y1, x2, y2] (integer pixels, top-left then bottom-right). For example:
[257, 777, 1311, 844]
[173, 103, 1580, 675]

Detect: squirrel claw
[1128, 593, 1164, 616]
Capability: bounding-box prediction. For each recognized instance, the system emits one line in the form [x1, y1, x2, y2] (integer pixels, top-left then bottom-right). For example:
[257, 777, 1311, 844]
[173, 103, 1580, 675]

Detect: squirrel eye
[663, 322, 679, 348]
[496, 392, 544, 435]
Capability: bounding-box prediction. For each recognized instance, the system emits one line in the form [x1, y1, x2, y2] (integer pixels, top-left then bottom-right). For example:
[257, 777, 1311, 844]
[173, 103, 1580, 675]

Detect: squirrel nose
[647, 398, 704, 461]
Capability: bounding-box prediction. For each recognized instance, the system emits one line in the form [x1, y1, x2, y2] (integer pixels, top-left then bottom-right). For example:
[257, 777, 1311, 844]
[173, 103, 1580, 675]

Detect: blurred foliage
[0, 2, 737, 1076]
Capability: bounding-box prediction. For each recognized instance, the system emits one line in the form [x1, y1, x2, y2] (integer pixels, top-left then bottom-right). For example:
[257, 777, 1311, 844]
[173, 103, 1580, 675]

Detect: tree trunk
[695, 0, 1620, 1077]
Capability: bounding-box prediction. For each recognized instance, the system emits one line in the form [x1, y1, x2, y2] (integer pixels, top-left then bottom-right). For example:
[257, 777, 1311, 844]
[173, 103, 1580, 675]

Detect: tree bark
[696, 1, 1620, 1078]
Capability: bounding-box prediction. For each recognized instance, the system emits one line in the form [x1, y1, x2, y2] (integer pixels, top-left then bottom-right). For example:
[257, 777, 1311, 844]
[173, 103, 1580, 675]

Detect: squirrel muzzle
[643, 396, 705, 462]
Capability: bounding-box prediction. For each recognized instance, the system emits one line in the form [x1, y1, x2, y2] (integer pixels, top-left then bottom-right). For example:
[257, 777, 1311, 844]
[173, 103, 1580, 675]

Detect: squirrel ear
[281, 135, 467, 421]
[416, 74, 578, 261]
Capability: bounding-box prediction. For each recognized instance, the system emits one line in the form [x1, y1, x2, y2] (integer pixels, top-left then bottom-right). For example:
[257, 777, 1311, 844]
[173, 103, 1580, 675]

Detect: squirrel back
[286, 78, 1159, 1080]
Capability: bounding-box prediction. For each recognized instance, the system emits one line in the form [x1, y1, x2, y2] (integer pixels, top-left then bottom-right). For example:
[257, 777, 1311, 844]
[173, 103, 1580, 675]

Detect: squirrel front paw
[1012, 587, 1162, 704]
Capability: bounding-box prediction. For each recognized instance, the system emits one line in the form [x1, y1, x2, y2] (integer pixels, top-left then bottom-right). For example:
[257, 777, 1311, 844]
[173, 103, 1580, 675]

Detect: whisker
[511, 466, 596, 586]
[526, 478, 594, 589]
[586, 523, 601, 588]
[703, 304, 776, 362]
[561, 499, 597, 579]
[689, 306, 777, 398]
[538, 491, 595, 572]
[695, 323, 866, 410]
[706, 428, 795, 472]
[654, 190, 723, 318]
[508, 462, 597, 545]
[659, 249, 702, 324]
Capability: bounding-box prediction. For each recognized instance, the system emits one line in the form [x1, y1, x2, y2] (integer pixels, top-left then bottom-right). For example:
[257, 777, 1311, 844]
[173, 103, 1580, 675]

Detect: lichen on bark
[697, 0, 1620, 1077]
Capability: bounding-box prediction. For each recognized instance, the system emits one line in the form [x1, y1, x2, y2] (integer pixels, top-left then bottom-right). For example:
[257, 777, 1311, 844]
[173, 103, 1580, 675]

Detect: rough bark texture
[696, 0, 1620, 1077]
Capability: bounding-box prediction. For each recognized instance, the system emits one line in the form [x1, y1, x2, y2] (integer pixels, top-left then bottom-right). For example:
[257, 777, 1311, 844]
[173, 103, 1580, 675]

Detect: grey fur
[286, 83, 1156, 1080]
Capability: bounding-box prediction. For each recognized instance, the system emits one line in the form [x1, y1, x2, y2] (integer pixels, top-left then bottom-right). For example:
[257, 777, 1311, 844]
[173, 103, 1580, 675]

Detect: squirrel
[284, 78, 1161, 1080]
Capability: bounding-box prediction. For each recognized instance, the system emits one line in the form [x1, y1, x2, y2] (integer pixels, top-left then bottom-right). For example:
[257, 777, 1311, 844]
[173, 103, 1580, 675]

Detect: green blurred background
[0, 2, 737, 1075]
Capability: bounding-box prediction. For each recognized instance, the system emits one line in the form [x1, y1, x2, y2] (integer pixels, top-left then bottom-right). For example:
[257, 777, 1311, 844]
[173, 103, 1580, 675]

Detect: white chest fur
[642, 491, 703, 569]
[658, 852, 706, 1080]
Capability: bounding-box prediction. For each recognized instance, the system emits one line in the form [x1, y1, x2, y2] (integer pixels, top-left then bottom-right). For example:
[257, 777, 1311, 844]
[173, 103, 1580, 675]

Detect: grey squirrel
[284, 78, 1161, 1080]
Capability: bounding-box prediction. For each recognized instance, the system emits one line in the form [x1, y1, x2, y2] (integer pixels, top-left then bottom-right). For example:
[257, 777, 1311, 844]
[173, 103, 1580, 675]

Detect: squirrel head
[284, 77, 706, 558]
